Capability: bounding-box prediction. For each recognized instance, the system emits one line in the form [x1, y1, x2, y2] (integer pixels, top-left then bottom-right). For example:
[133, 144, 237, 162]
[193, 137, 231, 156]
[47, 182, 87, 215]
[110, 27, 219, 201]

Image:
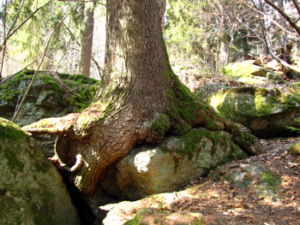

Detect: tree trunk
[23, 0, 261, 197]
[157, 0, 166, 27]
[78, 3, 95, 77]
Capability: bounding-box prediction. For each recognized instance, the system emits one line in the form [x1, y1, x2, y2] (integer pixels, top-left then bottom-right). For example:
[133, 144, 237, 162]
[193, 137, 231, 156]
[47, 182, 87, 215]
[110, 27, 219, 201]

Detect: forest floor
[102, 136, 300, 225]
[173, 71, 300, 225]
[177, 136, 300, 225]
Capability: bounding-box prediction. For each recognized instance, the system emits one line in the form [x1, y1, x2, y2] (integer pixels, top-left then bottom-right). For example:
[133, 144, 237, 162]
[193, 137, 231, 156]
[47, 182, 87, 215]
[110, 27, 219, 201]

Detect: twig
[6, 0, 25, 37]
[55, 37, 73, 72]
[0, 0, 8, 78]
[63, 23, 104, 79]
[265, 0, 300, 36]
[12, 4, 81, 123]
[91, 56, 103, 80]
[250, 0, 300, 74]
[57, 0, 106, 7]
[243, 0, 299, 40]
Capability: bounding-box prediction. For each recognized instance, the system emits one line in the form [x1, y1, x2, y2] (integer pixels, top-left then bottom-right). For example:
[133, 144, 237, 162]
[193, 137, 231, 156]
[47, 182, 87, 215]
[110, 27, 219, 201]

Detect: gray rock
[102, 128, 247, 200]
[0, 118, 80, 225]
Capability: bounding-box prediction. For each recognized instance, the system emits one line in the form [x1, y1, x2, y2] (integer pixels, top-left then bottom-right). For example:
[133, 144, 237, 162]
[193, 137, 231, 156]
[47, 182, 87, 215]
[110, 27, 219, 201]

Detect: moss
[166, 128, 228, 160]
[30, 188, 61, 224]
[124, 214, 143, 225]
[219, 62, 270, 80]
[151, 114, 170, 134]
[260, 171, 280, 186]
[208, 168, 221, 181]
[4, 149, 24, 172]
[166, 89, 181, 122]
[193, 220, 204, 225]
[1, 70, 99, 114]
[0, 119, 27, 140]
[288, 143, 300, 155]
[67, 74, 100, 85]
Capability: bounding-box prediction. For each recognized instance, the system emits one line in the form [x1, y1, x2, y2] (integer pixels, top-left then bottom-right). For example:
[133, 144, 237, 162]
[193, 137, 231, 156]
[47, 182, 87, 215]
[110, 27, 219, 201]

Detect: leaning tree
[23, 0, 261, 197]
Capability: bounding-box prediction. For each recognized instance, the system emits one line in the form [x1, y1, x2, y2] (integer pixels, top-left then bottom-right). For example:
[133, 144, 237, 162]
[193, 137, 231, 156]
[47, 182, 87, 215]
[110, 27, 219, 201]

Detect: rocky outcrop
[219, 61, 282, 85]
[0, 118, 80, 224]
[209, 86, 300, 138]
[102, 128, 247, 201]
[0, 70, 100, 156]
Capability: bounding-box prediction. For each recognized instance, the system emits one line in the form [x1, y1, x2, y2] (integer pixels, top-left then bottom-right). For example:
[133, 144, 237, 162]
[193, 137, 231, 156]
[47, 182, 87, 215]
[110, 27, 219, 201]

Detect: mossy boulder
[0, 70, 100, 156]
[0, 118, 80, 224]
[102, 128, 247, 201]
[288, 143, 300, 157]
[209, 86, 300, 138]
[219, 61, 282, 85]
[226, 163, 280, 198]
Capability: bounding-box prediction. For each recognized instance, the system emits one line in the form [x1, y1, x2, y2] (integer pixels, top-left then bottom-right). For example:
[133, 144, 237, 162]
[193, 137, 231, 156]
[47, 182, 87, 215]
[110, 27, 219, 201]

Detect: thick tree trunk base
[23, 75, 261, 196]
[22, 0, 261, 197]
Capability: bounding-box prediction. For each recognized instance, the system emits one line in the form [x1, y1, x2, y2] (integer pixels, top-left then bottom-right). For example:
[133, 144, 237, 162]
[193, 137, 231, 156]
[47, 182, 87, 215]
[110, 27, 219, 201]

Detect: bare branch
[0, 0, 8, 79]
[265, 0, 300, 36]
[245, 0, 300, 74]
[63, 23, 104, 79]
[6, 0, 25, 37]
[244, 0, 299, 40]
[292, 0, 300, 17]
[57, 0, 106, 7]
[91, 56, 103, 80]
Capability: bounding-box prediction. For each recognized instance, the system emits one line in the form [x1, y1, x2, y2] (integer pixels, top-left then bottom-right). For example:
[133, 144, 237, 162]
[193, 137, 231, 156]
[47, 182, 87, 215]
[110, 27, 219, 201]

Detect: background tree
[78, 2, 96, 77]
[0, 0, 104, 78]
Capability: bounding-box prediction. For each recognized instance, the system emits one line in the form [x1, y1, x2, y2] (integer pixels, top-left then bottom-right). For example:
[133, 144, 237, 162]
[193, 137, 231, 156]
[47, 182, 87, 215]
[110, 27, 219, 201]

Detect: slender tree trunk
[23, 0, 261, 197]
[78, 3, 95, 77]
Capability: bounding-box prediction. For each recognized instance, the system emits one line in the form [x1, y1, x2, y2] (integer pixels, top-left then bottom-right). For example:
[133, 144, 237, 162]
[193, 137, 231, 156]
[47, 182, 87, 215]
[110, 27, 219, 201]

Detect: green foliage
[151, 114, 170, 135]
[287, 117, 300, 134]
[288, 143, 300, 156]
[5, 0, 85, 69]
[166, 1, 207, 61]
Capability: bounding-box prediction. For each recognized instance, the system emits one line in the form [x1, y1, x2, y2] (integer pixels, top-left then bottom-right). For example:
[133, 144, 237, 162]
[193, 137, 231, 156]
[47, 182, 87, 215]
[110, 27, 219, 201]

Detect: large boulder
[209, 86, 300, 138]
[219, 61, 282, 85]
[102, 128, 247, 201]
[0, 118, 80, 224]
[0, 70, 100, 156]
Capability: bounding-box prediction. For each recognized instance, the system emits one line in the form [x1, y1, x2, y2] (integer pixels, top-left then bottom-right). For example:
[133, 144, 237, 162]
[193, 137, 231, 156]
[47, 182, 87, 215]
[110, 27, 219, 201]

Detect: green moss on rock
[151, 114, 170, 135]
[288, 143, 300, 156]
[0, 117, 80, 224]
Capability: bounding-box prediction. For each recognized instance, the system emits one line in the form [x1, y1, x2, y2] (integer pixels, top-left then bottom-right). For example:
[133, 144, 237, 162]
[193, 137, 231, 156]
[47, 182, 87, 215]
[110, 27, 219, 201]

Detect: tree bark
[23, 0, 261, 197]
[78, 3, 95, 77]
